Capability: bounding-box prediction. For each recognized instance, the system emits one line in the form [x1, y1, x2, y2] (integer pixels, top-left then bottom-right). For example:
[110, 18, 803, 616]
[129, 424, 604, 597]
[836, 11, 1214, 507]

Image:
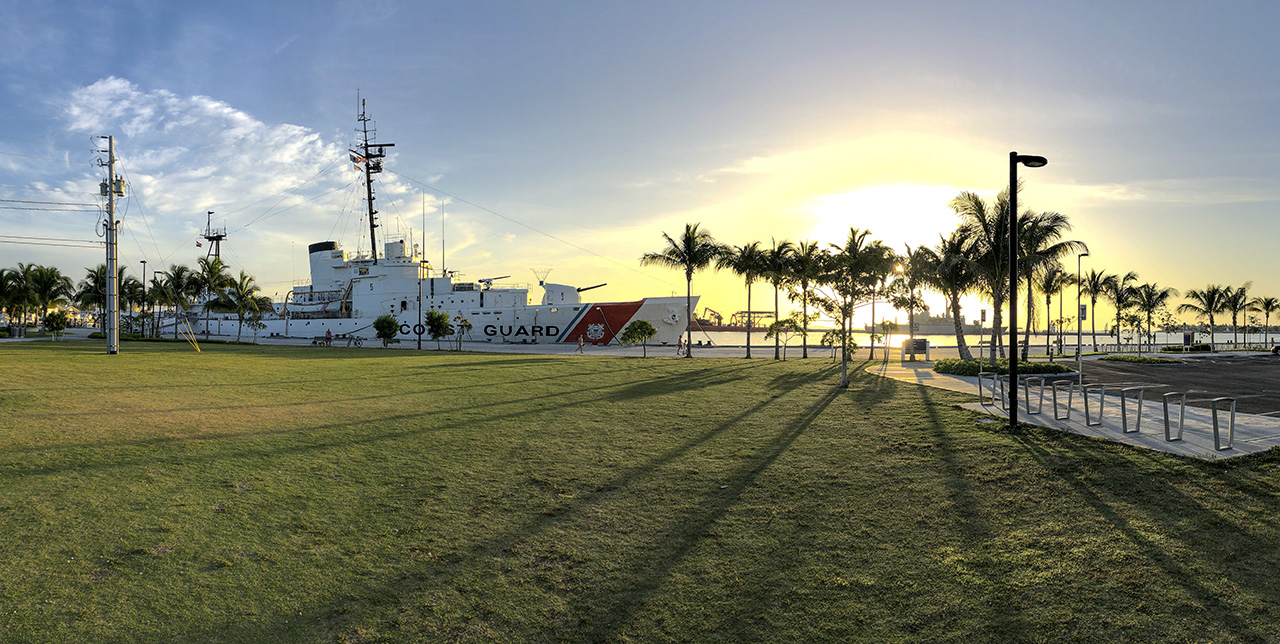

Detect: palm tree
[951, 189, 1012, 358]
[1223, 282, 1253, 346]
[894, 244, 932, 355]
[916, 231, 978, 361]
[1103, 271, 1139, 350]
[195, 256, 233, 337]
[788, 240, 828, 359]
[1133, 283, 1179, 355]
[0, 267, 24, 325]
[823, 228, 894, 382]
[1017, 211, 1087, 360]
[161, 264, 198, 338]
[1035, 264, 1074, 360]
[1078, 269, 1114, 351]
[717, 242, 766, 359]
[1178, 285, 1229, 347]
[27, 265, 73, 334]
[1250, 295, 1280, 347]
[763, 239, 796, 360]
[639, 223, 728, 357]
[208, 271, 274, 342]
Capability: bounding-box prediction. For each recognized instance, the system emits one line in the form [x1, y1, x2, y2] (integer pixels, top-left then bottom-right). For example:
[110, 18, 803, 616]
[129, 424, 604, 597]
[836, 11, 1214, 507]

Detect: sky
[3, 1, 1280, 332]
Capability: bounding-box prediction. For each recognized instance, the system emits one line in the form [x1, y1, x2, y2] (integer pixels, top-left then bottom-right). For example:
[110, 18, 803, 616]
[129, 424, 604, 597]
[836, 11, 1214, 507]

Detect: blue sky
[4, 1, 1280, 325]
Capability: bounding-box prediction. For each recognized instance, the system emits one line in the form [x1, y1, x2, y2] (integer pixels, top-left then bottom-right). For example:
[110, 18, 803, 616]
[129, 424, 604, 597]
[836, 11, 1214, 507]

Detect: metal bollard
[1023, 376, 1045, 414]
[1120, 387, 1145, 433]
[1162, 392, 1186, 442]
[1082, 384, 1106, 426]
[1210, 397, 1236, 451]
[1052, 381, 1074, 420]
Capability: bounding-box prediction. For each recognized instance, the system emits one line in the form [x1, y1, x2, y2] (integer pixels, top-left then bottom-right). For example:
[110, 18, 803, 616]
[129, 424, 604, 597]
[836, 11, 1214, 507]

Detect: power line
[0, 238, 102, 249]
[386, 169, 676, 288]
[0, 150, 89, 164]
[0, 133, 94, 151]
[0, 117, 94, 137]
[0, 198, 98, 206]
[116, 158, 165, 261]
[0, 234, 102, 243]
[232, 181, 354, 232]
[216, 159, 341, 223]
[0, 205, 99, 212]
[0, 183, 97, 194]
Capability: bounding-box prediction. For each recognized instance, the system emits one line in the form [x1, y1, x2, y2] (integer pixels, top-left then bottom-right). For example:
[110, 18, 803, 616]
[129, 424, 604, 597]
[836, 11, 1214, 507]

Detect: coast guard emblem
[586, 323, 605, 340]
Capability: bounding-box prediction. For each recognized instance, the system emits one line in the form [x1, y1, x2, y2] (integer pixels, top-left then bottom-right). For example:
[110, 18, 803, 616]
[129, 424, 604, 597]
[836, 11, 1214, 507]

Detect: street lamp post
[140, 259, 147, 338]
[1008, 151, 1048, 429]
[1077, 252, 1089, 384]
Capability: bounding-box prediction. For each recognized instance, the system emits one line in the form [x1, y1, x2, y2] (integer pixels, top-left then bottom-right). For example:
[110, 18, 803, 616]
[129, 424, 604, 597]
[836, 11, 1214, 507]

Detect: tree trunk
[685, 274, 692, 358]
[774, 283, 780, 360]
[1090, 296, 1098, 351]
[1022, 275, 1033, 361]
[801, 282, 808, 359]
[992, 294, 1005, 359]
[745, 284, 752, 359]
[1045, 293, 1052, 361]
[950, 291, 973, 361]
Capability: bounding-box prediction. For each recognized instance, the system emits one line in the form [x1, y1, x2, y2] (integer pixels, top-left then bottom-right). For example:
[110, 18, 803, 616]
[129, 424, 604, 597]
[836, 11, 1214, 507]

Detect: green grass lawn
[2, 341, 1279, 643]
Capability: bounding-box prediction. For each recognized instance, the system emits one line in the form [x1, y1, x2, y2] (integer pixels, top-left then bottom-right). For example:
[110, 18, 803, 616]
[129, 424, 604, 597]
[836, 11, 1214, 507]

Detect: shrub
[1161, 344, 1211, 353]
[620, 320, 657, 357]
[933, 358, 1074, 377]
[1100, 354, 1183, 364]
[373, 315, 399, 347]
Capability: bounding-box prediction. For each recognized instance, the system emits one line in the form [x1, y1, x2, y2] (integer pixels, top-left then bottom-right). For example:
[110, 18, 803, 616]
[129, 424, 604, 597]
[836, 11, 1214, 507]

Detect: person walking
[576, 334, 585, 354]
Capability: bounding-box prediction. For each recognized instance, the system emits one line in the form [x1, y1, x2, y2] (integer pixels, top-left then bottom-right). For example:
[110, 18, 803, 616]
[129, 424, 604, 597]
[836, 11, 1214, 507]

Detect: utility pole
[352, 99, 394, 265]
[99, 136, 124, 355]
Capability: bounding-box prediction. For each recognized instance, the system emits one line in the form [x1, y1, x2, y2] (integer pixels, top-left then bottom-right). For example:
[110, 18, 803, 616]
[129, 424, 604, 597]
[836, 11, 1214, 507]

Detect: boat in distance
[200, 238, 694, 346]
[191, 101, 695, 346]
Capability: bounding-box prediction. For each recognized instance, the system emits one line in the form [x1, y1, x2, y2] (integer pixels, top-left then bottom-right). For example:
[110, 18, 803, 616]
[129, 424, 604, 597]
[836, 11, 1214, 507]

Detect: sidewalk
[869, 361, 1280, 462]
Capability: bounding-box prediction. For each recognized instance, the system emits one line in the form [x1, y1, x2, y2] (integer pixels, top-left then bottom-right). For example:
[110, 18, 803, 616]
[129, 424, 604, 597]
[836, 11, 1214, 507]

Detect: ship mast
[352, 98, 394, 265]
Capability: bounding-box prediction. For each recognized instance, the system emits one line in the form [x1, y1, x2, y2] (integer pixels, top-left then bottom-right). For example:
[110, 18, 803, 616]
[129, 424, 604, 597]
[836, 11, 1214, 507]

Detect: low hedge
[86, 332, 247, 345]
[1100, 354, 1183, 364]
[1161, 344, 1211, 353]
[933, 358, 1075, 377]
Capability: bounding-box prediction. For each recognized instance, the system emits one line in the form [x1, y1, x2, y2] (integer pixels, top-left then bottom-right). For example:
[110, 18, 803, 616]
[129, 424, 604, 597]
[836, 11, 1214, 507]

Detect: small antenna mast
[352, 95, 394, 265]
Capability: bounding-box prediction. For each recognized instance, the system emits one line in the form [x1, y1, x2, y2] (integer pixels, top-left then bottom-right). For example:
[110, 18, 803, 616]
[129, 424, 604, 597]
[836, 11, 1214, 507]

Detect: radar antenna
[351, 95, 394, 265]
[201, 210, 226, 260]
[531, 268, 552, 285]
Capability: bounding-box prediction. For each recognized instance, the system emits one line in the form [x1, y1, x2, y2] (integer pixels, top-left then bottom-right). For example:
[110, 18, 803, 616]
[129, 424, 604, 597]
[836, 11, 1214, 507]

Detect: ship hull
[190, 295, 696, 346]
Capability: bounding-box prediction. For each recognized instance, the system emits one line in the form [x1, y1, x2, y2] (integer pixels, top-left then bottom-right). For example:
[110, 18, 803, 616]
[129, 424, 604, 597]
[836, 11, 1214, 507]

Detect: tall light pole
[1008, 151, 1048, 428]
[1077, 252, 1089, 383]
[140, 259, 147, 338]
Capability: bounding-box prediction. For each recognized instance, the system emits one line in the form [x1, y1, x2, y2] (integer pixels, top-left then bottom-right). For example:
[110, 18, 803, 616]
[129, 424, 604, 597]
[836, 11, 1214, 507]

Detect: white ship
[191, 102, 694, 346]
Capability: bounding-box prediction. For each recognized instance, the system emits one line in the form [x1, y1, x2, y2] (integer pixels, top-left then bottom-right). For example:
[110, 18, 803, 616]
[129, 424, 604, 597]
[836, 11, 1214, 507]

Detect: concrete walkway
[869, 360, 1280, 461]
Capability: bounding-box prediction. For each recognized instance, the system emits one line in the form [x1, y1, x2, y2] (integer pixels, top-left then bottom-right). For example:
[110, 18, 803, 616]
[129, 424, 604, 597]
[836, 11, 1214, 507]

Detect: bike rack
[1023, 376, 1046, 414]
[1082, 384, 1106, 426]
[1052, 381, 1074, 420]
[977, 372, 997, 407]
[1120, 387, 1145, 433]
[1162, 392, 1186, 442]
[1210, 397, 1236, 451]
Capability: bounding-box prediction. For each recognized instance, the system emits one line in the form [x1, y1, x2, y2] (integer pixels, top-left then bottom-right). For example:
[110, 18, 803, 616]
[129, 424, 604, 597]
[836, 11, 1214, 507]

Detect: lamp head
[1015, 154, 1048, 168]
[1079, 252, 1090, 258]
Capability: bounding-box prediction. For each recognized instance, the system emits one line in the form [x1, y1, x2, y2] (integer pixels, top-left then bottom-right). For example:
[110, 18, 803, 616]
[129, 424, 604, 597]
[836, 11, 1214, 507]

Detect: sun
[802, 184, 973, 250]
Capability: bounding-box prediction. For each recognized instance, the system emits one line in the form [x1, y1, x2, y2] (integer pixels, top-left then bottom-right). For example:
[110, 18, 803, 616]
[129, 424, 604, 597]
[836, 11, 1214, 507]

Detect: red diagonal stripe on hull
[563, 301, 645, 344]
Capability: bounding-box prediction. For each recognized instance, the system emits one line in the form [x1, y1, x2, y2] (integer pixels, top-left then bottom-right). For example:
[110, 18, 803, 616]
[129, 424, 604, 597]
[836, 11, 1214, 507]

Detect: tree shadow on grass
[914, 384, 1031, 640]
[1008, 435, 1276, 641]
[571, 387, 842, 642]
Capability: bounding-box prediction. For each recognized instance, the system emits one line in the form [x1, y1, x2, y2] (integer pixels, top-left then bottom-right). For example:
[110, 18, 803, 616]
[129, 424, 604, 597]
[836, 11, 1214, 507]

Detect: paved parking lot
[1082, 353, 1280, 416]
